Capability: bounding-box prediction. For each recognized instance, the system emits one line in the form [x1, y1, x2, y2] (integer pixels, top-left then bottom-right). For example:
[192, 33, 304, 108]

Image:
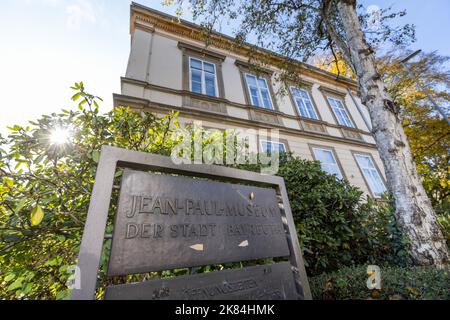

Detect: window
[260, 140, 286, 154]
[312, 147, 343, 179]
[327, 97, 355, 128]
[245, 74, 273, 109]
[291, 87, 319, 120]
[189, 57, 217, 97]
[354, 154, 387, 197]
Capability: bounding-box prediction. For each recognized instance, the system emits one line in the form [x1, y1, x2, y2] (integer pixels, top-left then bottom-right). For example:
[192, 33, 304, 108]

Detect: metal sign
[105, 262, 298, 300]
[108, 169, 290, 276]
[70, 146, 311, 300]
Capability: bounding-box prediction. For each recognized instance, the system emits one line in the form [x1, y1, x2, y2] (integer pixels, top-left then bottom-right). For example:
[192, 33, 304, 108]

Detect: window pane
[356, 155, 387, 197]
[191, 81, 201, 93]
[300, 89, 309, 99]
[204, 73, 216, 96]
[204, 62, 215, 73]
[315, 149, 334, 164]
[191, 68, 202, 81]
[246, 74, 273, 109]
[258, 78, 268, 89]
[292, 88, 318, 120]
[296, 98, 308, 117]
[249, 87, 261, 107]
[189, 58, 218, 97]
[260, 89, 272, 109]
[313, 148, 343, 179]
[328, 97, 354, 128]
[191, 69, 202, 93]
[246, 74, 257, 86]
[261, 141, 270, 154]
[304, 100, 318, 119]
[357, 155, 372, 168]
[261, 141, 285, 154]
[190, 58, 202, 70]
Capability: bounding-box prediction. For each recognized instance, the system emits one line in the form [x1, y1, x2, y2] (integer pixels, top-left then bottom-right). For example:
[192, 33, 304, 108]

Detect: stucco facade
[113, 3, 387, 198]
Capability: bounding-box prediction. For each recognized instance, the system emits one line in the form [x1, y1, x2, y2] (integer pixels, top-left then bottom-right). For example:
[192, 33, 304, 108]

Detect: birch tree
[173, 0, 450, 266]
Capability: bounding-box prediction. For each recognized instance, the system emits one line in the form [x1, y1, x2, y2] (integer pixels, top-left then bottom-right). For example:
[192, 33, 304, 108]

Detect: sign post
[70, 145, 311, 300]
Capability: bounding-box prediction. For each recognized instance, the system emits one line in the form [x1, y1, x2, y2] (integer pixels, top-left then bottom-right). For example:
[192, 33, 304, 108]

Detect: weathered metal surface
[107, 169, 290, 276]
[105, 262, 298, 300]
[71, 146, 311, 300]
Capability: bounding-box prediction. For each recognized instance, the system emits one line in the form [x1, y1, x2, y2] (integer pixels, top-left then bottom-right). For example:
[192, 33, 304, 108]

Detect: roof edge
[130, 2, 358, 90]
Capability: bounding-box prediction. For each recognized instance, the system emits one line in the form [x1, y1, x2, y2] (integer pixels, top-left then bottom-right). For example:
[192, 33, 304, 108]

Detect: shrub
[276, 154, 366, 275]
[0, 83, 181, 299]
[259, 153, 409, 275]
[310, 264, 450, 300]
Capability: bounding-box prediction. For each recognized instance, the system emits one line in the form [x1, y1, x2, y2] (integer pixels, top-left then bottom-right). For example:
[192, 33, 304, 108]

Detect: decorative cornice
[234, 60, 274, 75]
[113, 91, 377, 149]
[130, 2, 359, 91]
[121, 76, 371, 136]
[177, 41, 226, 61]
[318, 85, 347, 97]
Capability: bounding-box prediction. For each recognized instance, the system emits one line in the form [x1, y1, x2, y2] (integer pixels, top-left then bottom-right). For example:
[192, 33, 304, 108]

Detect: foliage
[437, 214, 450, 249]
[313, 49, 450, 216]
[0, 82, 180, 300]
[378, 50, 450, 214]
[310, 264, 450, 300]
[313, 52, 356, 80]
[0, 82, 411, 299]
[239, 153, 409, 276]
[165, 0, 414, 90]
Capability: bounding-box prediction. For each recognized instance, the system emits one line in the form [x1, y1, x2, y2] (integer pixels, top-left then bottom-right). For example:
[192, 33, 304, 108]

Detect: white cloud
[66, 0, 97, 30]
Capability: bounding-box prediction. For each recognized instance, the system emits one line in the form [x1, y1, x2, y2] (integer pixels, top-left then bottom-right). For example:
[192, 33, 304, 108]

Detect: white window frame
[189, 57, 219, 97]
[327, 96, 355, 128]
[354, 153, 387, 198]
[312, 147, 344, 180]
[260, 140, 286, 154]
[290, 86, 319, 120]
[245, 73, 274, 109]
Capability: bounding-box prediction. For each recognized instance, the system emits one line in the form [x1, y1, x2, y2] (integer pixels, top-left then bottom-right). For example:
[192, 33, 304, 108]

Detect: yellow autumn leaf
[30, 205, 44, 226]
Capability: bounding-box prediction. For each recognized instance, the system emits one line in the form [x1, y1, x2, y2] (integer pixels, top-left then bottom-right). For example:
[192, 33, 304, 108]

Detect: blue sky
[1, 0, 449, 134]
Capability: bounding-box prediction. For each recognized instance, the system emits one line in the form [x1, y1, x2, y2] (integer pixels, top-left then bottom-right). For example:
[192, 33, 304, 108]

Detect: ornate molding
[130, 3, 359, 91]
[113, 93, 378, 149]
[177, 41, 226, 61]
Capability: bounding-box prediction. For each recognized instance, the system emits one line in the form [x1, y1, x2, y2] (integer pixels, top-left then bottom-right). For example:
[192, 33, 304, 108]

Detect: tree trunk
[335, 0, 450, 266]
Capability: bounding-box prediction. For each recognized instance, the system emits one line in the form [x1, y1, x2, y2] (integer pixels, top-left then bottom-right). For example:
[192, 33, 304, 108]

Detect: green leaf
[92, 150, 100, 163]
[7, 279, 23, 291]
[34, 154, 45, 164]
[71, 92, 82, 102]
[14, 198, 27, 214]
[4, 274, 16, 282]
[30, 205, 45, 226]
[3, 233, 22, 243]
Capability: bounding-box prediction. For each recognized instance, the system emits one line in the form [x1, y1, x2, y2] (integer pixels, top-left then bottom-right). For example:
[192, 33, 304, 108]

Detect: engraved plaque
[107, 169, 290, 276]
[250, 110, 280, 125]
[105, 262, 298, 300]
[342, 128, 363, 141]
[303, 121, 326, 133]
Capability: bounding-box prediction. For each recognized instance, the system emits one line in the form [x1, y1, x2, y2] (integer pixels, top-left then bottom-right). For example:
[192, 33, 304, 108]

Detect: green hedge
[310, 264, 450, 300]
[237, 153, 410, 276]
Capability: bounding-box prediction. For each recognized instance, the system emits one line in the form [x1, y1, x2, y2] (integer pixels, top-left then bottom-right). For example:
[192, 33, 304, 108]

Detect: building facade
[114, 3, 387, 198]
